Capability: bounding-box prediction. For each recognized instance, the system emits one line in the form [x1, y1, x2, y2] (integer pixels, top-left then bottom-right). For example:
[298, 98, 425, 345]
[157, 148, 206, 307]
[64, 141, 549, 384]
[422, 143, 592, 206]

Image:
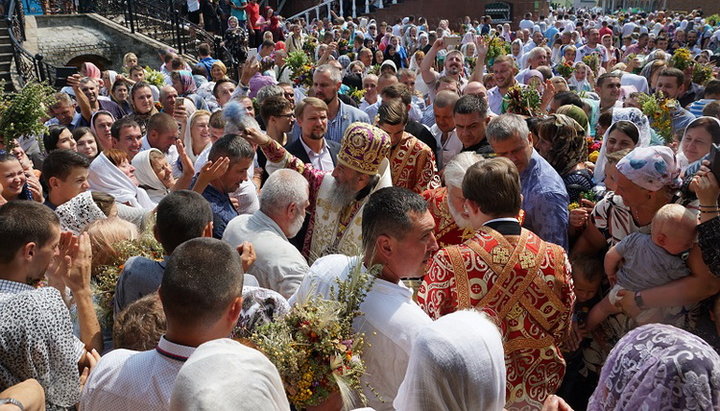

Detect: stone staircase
[0, 20, 14, 91]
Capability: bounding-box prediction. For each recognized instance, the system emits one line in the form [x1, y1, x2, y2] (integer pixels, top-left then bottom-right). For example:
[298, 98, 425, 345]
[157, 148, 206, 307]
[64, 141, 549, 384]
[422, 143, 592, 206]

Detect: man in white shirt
[519, 12, 535, 31]
[290, 187, 438, 411]
[487, 55, 521, 116]
[80, 238, 245, 410]
[223, 169, 310, 298]
[516, 47, 548, 82]
[429, 90, 463, 170]
[575, 29, 609, 64]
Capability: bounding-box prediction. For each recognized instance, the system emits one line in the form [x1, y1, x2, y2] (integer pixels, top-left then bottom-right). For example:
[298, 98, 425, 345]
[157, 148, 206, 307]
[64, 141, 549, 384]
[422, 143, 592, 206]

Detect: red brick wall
[665, 0, 720, 15]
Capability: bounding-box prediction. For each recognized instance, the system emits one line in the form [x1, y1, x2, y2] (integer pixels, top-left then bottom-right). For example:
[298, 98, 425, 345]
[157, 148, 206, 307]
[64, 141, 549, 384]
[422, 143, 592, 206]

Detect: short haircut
[208, 134, 254, 163]
[314, 64, 342, 84]
[453, 94, 488, 118]
[570, 255, 603, 283]
[51, 92, 74, 109]
[113, 292, 166, 351]
[486, 113, 530, 143]
[111, 116, 141, 140]
[155, 190, 213, 254]
[261, 39, 275, 49]
[462, 157, 521, 216]
[146, 113, 177, 135]
[41, 149, 91, 188]
[380, 83, 412, 105]
[212, 78, 237, 99]
[197, 42, 211, 56]
[361, 187, 428, 255]
[129, 65, 144, 76]
[658, 67, 685, 86]
[43, 125, 71, 152]
[434, 90, 460, 109]
[160, 238, 244, 325]
[434, 75, 459, 92]
[397, 68, 416, 79]
[652, 203, 697, 235]
[702, 101, 720, 118]
[130, 81, 153, 100]
[704, 80, 720, 97]
[294, 97, 328, 118]
[377, 98, 408, 126]
[259, 169, 309, 216]
[255, 84, 284, 105]
[596, 72, 622, 87]
[260, 95, 293, 123]
[553, 91, 584, 109]
[209, 110, 226, 129]
[444, 152, 484, 188]
[0, 201, 59, 264]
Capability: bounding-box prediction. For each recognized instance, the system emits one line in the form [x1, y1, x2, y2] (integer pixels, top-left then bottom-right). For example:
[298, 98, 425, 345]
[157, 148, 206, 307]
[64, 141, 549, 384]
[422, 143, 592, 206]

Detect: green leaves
[0, 81, 56, 148]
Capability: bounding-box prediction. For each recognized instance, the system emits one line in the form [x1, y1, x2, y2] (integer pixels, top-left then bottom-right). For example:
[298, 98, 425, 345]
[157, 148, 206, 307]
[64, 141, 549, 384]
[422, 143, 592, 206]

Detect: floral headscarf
[538, 114, 588, 176]
[172, 70, 197, 96]
[55, 191, 108, 234]
[616, 145, 681, 192]
[588, 324, 720, 410]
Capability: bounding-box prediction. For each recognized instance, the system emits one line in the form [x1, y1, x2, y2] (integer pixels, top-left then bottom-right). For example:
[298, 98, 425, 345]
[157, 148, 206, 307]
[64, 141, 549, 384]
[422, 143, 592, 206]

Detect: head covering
[233, 286, 290, 339]
[588, 324, 720, 411]
[593, 107, 652, 184]
[393, 310, 506, 411]
[616, 146, 681, 192]
[169, 338, 291, 411]
[228, 16, 239, 29]
[104, 70, 118, 95]
[81, 62, 101, 80]
[90, 110, 115, 136]
[338, 54, 351, 69]
[131, 148, 170, 204]
[380, 59, 397, 73]
[556, 104, 589, 134]
[337, 122, 391, 175]
[677, 116, 720, 171]
[88, 152, 156, 209]
[55, 191, 108, 234]
[522, 69, 544, 84]
[0, 288, 84, 409]
[540, 114, 588, 176]
[182, 111, 213, 166]
[174, 70, 197, 95]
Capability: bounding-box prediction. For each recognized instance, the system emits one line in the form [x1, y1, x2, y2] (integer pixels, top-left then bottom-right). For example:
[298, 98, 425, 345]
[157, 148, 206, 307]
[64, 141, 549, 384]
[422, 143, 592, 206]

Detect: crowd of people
[2, 3, 720, 411]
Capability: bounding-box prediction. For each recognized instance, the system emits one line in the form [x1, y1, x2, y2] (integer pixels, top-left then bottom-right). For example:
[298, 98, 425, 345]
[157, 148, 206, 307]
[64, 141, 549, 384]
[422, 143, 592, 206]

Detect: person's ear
[48, 176, 59, 191]
[227, 296, 243, 325]
[202, 221, 214, 238]
[656, 232, 667, 247]
[375, 234, 394, 260]
[22, 242, 36, 262]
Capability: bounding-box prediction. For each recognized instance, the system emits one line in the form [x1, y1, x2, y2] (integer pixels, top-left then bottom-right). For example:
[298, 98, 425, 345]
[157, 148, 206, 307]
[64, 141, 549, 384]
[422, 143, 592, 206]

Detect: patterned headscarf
[588, 324, 720, 410]
[172, 70, 197, 95]
[537, 114, 588, 176]
[616, 145, 681, 192]
[55, 191, 108, 235]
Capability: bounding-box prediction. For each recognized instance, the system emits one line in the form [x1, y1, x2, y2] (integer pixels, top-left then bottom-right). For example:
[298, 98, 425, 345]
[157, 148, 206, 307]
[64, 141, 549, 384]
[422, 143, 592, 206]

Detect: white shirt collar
[483, 217, 519, 226]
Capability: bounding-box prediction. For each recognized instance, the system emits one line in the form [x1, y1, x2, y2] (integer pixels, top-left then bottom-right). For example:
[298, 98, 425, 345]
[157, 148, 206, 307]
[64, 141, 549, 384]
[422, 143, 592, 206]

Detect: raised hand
[175, 139, 195, 177]
[474, 35, 488, 58]
[60, 232, 93, 294]
[242, 127, 271, 146]
[200, 157, 231, 181]
[26, 174, 43, 203]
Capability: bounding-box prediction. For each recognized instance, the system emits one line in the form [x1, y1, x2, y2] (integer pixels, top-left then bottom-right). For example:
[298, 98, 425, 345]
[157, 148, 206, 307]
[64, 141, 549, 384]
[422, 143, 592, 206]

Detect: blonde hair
[652, 204, 697, 235]
[85, 217, 139, 274]
[123, 52, 138, 68]
[294, 97, 328, 119]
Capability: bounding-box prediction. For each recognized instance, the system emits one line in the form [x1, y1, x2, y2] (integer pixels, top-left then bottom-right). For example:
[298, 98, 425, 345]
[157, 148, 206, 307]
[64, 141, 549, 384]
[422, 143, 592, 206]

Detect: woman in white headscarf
[88, 149, 155, 210]
[510, 38, 524, 65]
[393, 310, 506, 411]
[169, 338, 290, 411]
[593, 107, 652, 185]
[182, 109, 213, 167]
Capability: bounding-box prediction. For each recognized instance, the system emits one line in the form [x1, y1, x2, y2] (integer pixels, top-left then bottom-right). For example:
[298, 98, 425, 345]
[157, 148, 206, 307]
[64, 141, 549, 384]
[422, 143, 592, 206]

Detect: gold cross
[492, 247, 510, 265]
[519, 251, 535, 270]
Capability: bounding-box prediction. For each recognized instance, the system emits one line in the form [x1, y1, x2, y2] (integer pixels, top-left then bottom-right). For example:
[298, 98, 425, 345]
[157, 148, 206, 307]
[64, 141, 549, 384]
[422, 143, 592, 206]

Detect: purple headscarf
[588, 324, 720, 411]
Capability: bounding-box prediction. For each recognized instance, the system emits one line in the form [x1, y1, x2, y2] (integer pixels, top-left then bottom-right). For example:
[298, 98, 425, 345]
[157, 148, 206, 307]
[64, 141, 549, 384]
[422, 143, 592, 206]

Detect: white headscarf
[677, 116, 720, 172]
[593, 107, 652, 184]
[393, 310, 506, 411]
[131, 148, 170, 204]
[55, 191, 108, 234]
[88, 153, 155, 209]
[169, 338, 290, 411]
[183, 110, 212, 166]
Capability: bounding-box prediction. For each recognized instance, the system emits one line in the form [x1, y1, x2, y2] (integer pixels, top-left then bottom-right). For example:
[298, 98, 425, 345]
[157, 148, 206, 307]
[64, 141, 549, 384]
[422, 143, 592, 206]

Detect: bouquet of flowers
[286, 49, 314, 89]
[0, 81, 55, 148]
[249, 262, 379, 409]
[556, 61, 575, 79]
[143, 66, 165, 88]
[502, 85, 542, 117]
[93, 233, 164, 328]
[637, 91, 677, 144]
[367, 64, 381, 76]
[303, 36, 319, 60]
[669, 48, 693, 71]
[692, 62, 714, 86]
[582, 54, 600, 75]
[586, 136, 602, 162]
[708, 14, 720, 27]
[337, 39, 349, 55]
[348, 87, 366, 105]
[484, 35, 510, 66]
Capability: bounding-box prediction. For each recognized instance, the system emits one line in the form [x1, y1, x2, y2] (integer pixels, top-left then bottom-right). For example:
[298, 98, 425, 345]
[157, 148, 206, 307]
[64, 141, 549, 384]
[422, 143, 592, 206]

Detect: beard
[329, 180, 359, 210]
[287, 209, 306, 238]
[447, 198, 471, 229]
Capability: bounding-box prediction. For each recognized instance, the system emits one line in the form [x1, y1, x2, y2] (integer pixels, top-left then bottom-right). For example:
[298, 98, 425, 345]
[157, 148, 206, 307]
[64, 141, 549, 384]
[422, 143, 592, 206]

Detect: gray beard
[287, 210, 306, 239]
[329, 181, 359, 210]
[448, 198, 471, 230]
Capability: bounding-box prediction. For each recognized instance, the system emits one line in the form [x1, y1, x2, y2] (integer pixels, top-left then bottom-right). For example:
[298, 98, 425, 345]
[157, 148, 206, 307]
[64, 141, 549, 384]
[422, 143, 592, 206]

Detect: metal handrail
[286, 0, 336, 22]
[5, 0, 54, 88]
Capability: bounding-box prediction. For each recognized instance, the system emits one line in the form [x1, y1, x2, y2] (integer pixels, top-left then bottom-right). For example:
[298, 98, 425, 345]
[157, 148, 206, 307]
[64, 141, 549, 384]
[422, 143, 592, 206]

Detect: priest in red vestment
[418, 157, 575, 410]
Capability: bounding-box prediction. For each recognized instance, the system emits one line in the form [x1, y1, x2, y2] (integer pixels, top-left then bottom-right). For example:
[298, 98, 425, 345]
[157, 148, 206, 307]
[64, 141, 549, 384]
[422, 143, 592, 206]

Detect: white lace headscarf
[593, 107, 652, 184]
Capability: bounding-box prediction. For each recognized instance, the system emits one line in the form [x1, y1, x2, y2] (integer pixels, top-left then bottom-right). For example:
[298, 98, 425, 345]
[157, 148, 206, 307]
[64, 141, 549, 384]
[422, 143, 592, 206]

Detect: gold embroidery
[492, 247, 511, 265]
[519, 250, 535, 270]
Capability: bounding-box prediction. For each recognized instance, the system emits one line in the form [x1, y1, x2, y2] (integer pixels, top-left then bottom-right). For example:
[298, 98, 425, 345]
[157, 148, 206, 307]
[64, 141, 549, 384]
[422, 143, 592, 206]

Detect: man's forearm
[74, 289, 102, 353]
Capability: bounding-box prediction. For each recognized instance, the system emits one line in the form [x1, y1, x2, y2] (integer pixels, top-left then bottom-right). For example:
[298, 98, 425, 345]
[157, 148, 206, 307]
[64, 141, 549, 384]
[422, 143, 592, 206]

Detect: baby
[587, 204, 697, 329]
